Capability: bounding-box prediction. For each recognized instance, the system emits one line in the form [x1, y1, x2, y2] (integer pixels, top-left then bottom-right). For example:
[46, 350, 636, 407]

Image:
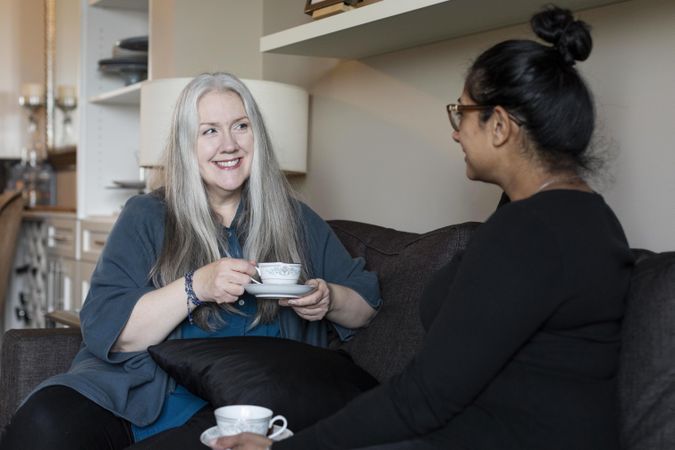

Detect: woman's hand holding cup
[207, 405, 284, 449]
[279, 278, 332, 321]
[208, 432, 272, 450]
[193, 258, 257, 304]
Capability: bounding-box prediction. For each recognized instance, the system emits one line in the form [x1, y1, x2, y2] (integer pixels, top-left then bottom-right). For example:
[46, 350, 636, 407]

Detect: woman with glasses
[212, 5, 633, 450]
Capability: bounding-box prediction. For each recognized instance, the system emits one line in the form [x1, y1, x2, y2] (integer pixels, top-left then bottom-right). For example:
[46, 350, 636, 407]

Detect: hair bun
[530, 5, 592, 65]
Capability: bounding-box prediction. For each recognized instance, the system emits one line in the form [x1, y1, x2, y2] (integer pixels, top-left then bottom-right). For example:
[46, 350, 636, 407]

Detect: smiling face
[196, 90, 254, 206]
[452, 91, 497, 183]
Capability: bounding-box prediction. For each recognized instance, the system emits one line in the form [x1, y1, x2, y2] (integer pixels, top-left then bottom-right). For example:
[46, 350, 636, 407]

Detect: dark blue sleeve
[79, 193, 167, 362]
[300, 203, 382, 340]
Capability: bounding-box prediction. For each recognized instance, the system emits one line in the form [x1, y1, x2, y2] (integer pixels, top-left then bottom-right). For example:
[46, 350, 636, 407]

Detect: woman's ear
[490, 106, 514, 147]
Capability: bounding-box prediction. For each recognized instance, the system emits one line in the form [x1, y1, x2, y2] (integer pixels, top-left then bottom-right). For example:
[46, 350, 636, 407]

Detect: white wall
[151, 0, 264, 79]
[582, 0, 675, 252]
[0, 0, 79, 158]
[0, 0, 44, 159]
[265, 0, 675, 252]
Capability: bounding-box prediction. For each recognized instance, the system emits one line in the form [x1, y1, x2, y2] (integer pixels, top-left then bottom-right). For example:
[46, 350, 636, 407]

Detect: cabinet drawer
[47, 217, 78, 259]
[81, 219, 115, 263]
[77, 260, 97, 309]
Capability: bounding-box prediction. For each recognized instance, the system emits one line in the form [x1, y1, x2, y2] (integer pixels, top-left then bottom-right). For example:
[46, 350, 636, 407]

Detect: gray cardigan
[31, 192, 381, 426]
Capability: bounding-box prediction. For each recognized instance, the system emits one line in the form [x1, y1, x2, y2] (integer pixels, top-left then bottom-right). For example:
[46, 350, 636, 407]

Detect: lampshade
[139, 77, 309, 173]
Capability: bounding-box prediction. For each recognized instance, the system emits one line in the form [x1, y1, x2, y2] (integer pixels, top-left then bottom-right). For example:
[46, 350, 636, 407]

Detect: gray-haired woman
[0, 73, 381, 450]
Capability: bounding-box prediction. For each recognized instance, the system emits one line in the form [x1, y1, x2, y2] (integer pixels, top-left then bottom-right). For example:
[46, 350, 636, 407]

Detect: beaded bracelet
[184, 270, 204, 325]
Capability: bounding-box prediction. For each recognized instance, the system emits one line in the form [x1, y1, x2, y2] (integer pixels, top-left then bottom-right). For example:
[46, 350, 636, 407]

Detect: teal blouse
[132, 218, 281, 441]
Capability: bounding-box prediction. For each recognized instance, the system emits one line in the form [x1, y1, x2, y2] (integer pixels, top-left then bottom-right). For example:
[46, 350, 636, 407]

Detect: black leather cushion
[618, 251, 675, 450]
[148, 336, 378, 431]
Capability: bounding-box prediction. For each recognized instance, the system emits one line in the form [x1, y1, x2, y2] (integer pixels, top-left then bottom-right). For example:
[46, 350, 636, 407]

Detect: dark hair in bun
[531, 5, 592, 65]
[464, 5, 597, 174]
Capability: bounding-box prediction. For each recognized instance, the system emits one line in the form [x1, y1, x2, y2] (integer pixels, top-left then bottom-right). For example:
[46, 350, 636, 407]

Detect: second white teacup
[214, 405, 288, 439]
[257, 262, 301, 285]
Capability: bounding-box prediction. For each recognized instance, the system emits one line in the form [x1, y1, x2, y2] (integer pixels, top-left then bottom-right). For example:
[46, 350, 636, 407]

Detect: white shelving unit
[260, 0, 628, 59]
[89, 83, 141, 105]
[77, 0, 148, 219]
[14, 0, 148, 329]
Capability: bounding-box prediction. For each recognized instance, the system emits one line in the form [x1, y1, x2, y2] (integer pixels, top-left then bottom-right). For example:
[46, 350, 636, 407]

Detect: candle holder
[18, 93, 45, 140]
[55, 94, 77, 148]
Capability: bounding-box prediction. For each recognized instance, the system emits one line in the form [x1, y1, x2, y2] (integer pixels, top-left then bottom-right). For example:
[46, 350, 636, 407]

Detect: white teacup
[214, 405, 288, 439]
[257, 262, 301, 285]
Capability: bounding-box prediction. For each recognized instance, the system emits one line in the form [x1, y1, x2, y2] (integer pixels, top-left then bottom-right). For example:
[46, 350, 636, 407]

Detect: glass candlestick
[19, 92, 44, 139]
[55, 92, 77, 148]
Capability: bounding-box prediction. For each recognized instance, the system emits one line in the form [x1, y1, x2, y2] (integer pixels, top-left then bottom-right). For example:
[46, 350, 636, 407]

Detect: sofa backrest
[618, 250, 675, 450]
[331, 221, 675, 450]
[3, 219, 673, 449]
[328, 220, 480, 382]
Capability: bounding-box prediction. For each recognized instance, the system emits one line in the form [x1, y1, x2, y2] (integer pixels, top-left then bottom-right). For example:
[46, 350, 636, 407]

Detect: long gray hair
[150, 72, 307, 330]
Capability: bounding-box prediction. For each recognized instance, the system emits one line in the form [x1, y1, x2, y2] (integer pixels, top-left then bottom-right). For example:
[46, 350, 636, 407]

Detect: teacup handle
[267, 415, 288, 439]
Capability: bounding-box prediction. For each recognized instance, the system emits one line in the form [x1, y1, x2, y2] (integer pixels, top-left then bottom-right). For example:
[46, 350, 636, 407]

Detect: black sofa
[1, 219, 674, 449]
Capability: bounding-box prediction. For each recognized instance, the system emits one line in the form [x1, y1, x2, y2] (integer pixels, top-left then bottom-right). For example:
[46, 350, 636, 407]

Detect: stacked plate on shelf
[98, 36, 149, 86]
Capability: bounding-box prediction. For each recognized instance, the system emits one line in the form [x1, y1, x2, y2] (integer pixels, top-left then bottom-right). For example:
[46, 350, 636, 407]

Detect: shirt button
[238, 299, 245, 306]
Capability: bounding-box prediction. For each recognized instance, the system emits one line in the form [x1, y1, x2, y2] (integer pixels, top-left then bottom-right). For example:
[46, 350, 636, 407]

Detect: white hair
[151, 72, 307, 330]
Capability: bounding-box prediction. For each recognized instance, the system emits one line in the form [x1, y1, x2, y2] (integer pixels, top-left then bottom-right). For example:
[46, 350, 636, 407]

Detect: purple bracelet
[184, 270, 204, 324]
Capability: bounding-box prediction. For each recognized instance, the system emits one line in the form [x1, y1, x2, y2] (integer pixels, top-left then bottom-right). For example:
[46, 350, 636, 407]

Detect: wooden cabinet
[80, 218, 113, 264]
[46, 216, 78, 258]
[44, 215, 79, 312]
[79, 217, 114, 306]
[9, 212, 115, 329]
[47, 256, 78, 312]
[5, 212, 80, 329]
[77, 260, 97, 309]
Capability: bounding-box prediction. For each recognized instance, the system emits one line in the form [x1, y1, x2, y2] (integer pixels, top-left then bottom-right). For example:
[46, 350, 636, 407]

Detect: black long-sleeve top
[275, 190, 634, 450]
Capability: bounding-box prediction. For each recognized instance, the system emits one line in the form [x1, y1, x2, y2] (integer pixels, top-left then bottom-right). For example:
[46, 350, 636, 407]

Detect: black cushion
[148, 336, 378, 431]
[618, 251, 675, 449]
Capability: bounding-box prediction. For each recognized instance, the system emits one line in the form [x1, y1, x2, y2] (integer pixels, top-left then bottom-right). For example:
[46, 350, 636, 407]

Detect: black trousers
[0, 386, 215, 450]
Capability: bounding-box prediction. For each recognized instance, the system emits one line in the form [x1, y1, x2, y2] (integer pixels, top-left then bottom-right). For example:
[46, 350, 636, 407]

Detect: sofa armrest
[0, 328, 82, 429]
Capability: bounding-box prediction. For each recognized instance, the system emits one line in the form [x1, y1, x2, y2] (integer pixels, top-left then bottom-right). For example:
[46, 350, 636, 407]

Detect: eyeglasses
[446, 103, 493, 132]
[446, 103, 523, 132]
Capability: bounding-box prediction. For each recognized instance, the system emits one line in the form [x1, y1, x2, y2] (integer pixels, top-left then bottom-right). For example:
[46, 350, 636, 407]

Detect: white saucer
[200, 425, 293, 446]
[245, 283, 315, 298]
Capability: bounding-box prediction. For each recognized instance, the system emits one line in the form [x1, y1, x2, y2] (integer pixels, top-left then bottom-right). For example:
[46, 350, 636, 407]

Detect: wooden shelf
[89, 0, 148, 11]
[23, 206, 78, 216]
[260, 0, 627, 59]
[48, 147, 77, 170]
[45, 310, 81, 328]
[89, 83, 141, 105]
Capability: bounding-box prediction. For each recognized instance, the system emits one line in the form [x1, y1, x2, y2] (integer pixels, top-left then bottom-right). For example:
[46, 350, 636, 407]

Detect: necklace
[535, 175, 582, 193]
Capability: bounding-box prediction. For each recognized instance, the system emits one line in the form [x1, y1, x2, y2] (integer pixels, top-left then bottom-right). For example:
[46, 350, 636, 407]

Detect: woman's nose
[219, 131, 238, 153]
[452, 129, 460, 143]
